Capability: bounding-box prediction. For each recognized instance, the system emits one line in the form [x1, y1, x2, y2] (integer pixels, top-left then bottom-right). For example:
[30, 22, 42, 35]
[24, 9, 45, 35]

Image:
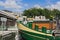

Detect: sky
[0, 0, 60, 13]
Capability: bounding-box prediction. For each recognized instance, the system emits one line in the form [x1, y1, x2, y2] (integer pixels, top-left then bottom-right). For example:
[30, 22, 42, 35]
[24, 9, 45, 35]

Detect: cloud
[34, 4, 43, 9]
[46, 1, 60, 10]
[0, 0, 29, 13]
[0, 0, 22, 9]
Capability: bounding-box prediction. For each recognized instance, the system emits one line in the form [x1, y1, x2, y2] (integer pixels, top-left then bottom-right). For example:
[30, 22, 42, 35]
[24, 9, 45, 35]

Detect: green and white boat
[17, 16, 60, 40]
[17, 23, 53, 40]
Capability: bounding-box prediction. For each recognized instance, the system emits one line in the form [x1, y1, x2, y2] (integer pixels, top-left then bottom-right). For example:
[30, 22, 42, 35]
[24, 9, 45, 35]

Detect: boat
[0, 10, 18, 40]
[17, 16, 60, 40]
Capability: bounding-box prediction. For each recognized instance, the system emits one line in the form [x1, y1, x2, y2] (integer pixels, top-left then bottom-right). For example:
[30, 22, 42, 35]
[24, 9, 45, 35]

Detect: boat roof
[0, 10, 17, 20]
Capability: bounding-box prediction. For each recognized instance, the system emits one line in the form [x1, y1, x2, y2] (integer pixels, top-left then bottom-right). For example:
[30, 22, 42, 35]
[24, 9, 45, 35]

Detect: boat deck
[0, 31, 17, 36]
[0, 31, 18, 40]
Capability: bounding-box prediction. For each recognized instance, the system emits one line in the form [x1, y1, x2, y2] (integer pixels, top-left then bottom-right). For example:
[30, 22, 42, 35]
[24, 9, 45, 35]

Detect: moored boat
[17, 16, 60, 40]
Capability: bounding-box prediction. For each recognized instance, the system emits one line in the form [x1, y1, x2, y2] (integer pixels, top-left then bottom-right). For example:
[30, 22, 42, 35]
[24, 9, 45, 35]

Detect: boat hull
[19, 30, 53, 40]
[18, 23, 54, 40]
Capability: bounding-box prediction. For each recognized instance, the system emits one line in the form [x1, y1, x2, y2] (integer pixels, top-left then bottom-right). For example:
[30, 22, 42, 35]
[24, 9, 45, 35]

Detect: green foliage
[23, 8, 60, 19]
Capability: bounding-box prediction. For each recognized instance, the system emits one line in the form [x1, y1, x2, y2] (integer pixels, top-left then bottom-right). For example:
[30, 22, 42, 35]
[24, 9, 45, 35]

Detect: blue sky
[0, 0, 60, 13]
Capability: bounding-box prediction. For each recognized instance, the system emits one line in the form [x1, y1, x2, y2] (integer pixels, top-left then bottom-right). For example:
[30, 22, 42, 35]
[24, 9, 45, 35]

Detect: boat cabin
[32, 20, 56, 30]
[0, 11, 17, 31]
[27, 16, 56, 30]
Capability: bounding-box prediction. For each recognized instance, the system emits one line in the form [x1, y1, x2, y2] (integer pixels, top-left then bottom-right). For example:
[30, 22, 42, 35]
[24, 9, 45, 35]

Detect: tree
[23, 8, 60, 19]
[23, 8, 44, 17]
[42, 8, 51, 18]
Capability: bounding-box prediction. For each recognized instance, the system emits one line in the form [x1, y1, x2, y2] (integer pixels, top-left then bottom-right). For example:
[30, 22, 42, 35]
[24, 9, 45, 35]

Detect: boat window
[6, 19, 16, 28]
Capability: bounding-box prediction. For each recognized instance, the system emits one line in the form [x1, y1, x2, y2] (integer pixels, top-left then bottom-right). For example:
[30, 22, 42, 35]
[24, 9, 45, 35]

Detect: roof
[0, 10, 17, 20]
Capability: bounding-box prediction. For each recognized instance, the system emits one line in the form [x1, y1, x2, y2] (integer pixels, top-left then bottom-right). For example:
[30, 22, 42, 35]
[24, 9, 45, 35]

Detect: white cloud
[34, 4, 43, 9]
[46, 1, 60, 10]
[0, 0, 22, 9]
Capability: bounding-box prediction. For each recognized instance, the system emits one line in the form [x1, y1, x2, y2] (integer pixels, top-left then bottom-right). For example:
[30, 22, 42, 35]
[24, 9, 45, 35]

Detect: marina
[0, 10, 60, 40]
[0, 0, 60, 39]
